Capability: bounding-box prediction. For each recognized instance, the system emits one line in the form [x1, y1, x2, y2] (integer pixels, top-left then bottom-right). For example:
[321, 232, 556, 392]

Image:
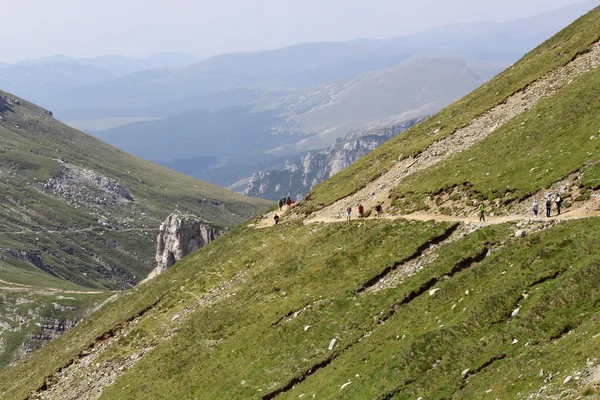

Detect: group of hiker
[533, 194, 563, 218]
[274, 196, 296, 225]
[278, 196, 295, 211]
[345, 203, 383, 220]
[478, 193, 564, 223]
[273, 191, 567, 226]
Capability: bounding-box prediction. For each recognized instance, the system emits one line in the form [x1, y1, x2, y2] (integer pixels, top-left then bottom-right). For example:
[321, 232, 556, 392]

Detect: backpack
[546, 199, 552, 207]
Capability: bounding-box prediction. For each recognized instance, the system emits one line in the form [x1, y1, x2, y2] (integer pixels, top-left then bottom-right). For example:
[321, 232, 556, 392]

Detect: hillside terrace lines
[262, 244, 493, 399]
[27, 262, 253, 400]
[307, 41, 600, 222]
[356, 223, 460, 294]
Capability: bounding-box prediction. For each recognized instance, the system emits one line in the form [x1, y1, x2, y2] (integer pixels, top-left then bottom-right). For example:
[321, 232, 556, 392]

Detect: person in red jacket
[358, 204, 364, 218]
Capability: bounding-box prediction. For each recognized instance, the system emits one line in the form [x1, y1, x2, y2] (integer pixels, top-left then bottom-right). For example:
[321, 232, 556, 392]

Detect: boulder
[515, 230, 527, 239]
[153, 213, 224, 275]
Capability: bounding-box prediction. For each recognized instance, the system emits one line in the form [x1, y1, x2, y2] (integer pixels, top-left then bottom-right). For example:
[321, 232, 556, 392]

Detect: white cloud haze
[1, 0, 596, 61]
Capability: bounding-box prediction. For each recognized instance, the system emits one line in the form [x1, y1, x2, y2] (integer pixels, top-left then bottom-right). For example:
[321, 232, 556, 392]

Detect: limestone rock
[515, 230, 527, 238]
[240, 117, 426, 200]
[154, 213, 224, 275]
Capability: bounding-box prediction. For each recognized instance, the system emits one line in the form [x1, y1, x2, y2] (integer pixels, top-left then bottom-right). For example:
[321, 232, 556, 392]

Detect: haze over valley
[3, 2, 600, 398]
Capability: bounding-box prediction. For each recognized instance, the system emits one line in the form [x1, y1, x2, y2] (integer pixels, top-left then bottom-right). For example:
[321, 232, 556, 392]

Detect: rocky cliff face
[239, 118, 426, 200]
[0, 291, 100, 367]
[153, 214, 224, 276]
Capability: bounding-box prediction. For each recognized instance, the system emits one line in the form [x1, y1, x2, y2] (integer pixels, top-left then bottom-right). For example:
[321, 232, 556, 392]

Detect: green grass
[299, 6, 600, 212]
[0, 88, 271, 368]
[3, 216, 600, 399]
[390, 63, 600, 213]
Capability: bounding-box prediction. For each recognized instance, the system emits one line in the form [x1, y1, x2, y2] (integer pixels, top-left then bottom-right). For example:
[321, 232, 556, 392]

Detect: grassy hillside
[2, 6, 600, 400]
[0, 90, 270, 289]
[0, 90, 270, 366]
[300, 6, 600, 211]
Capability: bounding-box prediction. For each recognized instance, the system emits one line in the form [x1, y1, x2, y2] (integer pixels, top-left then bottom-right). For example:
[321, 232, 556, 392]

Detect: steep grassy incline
[0, 90, 271, 290]
[3, 217, 600, 399]
[300, 6, 600, 212]
[2, 6, 600, 400]
[0, 90, 270, 366]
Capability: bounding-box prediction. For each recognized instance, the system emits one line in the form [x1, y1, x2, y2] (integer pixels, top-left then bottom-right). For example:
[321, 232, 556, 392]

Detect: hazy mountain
[0, 62, 115, 88]
[261, 57, 495, 152]
[3, 1, 593, 123]
[60, 86, 288, 122]
[77, 52, 201, 75]
[14, 54, 75, 66]
[93, 56, 494, 187]
[361, 0, 600, 54]
[5, 7, 600, 397]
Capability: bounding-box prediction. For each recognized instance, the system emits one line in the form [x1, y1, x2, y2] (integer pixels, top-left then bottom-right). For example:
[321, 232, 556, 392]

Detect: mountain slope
[236, 118, 426, 201]
[0, 91, 270, 366]
[2, 6, 600, 400]
[93, 56, 493, 184]
[0, 90, 270, 288]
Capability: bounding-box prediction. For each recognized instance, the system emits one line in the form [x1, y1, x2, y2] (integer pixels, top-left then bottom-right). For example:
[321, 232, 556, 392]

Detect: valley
[1, 4, 600, 399]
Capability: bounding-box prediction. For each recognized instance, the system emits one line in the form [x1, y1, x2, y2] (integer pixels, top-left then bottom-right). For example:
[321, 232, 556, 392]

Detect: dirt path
[306, 208, 600, 226]
[255, 204, 600, 229]
[306, 41, 600, 223]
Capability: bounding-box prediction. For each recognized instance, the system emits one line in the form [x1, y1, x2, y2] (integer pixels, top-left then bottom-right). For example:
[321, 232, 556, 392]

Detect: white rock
[154, 214, 223, 276]
[429, 288, 441, 296]
[512, 339, 519, 344]
[564, 376, 572, 384]
[465, 290, 470, 295]
[461, 368, 470, 377]
[328, 338, 337, 351]
[304, 326, 311, 332]
[539, 369, 544, 377]
[515, 230, 527, 239]
[511, 308, 520, 318]
[340, 381, 352, 389]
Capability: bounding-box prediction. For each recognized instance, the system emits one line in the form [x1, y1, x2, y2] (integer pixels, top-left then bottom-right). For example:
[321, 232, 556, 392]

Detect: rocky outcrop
[42, 161, 134, 206]
[239, 117, 426, 200]
[153, 214, 224, 276]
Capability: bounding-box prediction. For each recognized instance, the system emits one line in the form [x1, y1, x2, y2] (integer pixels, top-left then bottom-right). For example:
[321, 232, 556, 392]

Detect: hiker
[478, 203, 486, 222]
[532, 199, 539, 218]
[545, 196, 553, 218]
[375, 203, 383, 218]
[555, 194, 563, 215]
[278, 198, 285, 211]
[358, 204, 364, 218]
[286, 197, 292, 207]
[346, 206, 352, 221]
[274, 214, 280, 225]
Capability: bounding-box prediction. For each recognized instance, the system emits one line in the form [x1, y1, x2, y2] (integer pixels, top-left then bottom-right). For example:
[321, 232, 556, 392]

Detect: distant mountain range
[94, 56, 491, 178]
[0, 0, 597, 203]
[1, 1, 597, 122]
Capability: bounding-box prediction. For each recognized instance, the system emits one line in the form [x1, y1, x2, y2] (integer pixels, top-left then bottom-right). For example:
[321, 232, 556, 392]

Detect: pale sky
[0, 0, 595, 62]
